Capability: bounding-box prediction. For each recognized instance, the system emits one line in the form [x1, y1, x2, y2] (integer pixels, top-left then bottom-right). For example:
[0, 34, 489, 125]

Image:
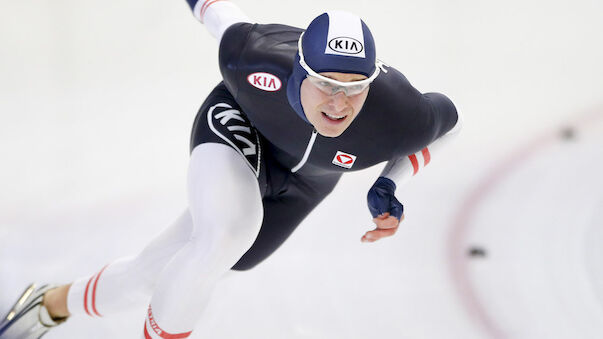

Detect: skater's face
[300, 72, 370, 138]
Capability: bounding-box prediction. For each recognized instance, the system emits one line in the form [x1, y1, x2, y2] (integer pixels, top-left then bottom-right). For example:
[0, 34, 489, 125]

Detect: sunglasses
[297, 32, 382, 97]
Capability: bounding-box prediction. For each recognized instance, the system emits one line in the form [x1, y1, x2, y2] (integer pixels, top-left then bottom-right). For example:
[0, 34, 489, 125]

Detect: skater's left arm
[184, 0, 251, 42]
[362, 93, 462, 243]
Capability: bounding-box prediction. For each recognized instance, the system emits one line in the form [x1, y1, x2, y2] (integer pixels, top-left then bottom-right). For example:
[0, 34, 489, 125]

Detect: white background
[1, 0, 602, 338]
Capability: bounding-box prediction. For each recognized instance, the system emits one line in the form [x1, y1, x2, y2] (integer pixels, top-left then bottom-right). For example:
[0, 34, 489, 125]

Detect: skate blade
[4, 284, 37, 322]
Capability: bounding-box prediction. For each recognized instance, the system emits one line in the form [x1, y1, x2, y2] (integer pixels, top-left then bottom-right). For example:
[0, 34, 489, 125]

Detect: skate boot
[0, 284, 66, 339]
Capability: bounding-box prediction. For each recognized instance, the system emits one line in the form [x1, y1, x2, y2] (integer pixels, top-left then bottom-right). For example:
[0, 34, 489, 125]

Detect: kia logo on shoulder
[247, 72, 282, 92]
[328, 37, 364, 55]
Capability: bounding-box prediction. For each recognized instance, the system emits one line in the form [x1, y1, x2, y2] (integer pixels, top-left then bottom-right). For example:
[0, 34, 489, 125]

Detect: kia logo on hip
[328, 37, 364, 55]
[247, 72, 282, 92]
[332, 151, 357, 169]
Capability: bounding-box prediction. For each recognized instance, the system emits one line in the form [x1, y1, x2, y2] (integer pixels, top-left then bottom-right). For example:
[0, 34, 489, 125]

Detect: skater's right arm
[184, 0, 251, 42]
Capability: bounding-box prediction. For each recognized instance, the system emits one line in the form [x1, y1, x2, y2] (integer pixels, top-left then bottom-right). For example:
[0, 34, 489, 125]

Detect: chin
[316, 125, 346, 138]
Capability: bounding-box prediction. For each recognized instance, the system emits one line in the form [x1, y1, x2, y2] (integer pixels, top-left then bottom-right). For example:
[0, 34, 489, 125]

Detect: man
[0, 1, 460, 338]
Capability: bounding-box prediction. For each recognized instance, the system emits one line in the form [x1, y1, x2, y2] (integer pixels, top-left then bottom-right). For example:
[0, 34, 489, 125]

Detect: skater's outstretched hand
[361, 212, 404, 243]
[364, 176, 404, 242]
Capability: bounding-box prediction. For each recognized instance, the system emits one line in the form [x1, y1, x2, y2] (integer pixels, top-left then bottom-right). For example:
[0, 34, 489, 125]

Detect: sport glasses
[297, 32, 381, 96]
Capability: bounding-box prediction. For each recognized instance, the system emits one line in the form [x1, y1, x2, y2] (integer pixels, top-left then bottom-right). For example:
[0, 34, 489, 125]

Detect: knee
[192, 195, 263, 254]
[187, 178, 264, 262]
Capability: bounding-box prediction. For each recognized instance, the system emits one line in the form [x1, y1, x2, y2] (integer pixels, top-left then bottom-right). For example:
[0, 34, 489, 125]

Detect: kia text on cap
[328, 37, 364, 55]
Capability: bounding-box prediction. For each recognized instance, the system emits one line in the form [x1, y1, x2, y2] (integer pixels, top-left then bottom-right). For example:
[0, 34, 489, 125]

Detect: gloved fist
[362, 177, 404, 243]
[367, 177, 403, 220]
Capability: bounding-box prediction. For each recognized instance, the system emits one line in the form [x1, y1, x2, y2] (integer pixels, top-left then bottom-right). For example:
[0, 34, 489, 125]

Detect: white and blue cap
[287, 11, 378, 123]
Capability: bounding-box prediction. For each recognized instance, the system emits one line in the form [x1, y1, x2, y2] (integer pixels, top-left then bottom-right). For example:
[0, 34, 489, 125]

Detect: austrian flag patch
[332, 151, 357, 169]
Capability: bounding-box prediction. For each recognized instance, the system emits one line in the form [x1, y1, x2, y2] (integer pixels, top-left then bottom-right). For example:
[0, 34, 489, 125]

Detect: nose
[328, 92, 349, 112]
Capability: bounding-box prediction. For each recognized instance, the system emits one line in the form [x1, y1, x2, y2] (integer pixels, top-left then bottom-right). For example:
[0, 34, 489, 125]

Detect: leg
[142, 143, 264, 338]
[63, 209, 194, 318]
[1, 212, 194, 338]
[43, 284, 70, 318]
[1, 83, 263, 337]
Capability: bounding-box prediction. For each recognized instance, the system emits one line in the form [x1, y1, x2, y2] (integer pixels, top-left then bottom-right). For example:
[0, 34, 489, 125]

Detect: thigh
[231, 172, 342, 271]
[187, 83, 267, 253]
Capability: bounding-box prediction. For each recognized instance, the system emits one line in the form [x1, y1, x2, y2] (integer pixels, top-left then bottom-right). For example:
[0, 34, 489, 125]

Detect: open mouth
[322, 112, 347, 122]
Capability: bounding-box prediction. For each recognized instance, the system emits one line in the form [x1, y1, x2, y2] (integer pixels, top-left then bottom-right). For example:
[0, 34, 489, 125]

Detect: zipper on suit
[291, 129, 318, 173]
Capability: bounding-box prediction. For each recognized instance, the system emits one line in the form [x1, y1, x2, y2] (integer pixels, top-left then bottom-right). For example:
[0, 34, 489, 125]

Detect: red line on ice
[447, 107, 603, 339]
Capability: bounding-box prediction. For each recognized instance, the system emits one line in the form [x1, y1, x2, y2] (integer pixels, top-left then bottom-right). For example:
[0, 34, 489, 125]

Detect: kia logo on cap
[247, 72, 282, 92]
[328, 37, 364, 55]
[332, 151, 357, 169]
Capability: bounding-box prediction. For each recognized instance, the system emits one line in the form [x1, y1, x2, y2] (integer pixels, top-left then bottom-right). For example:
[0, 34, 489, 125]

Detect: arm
[381, 100, 463, 186]
[362, 92, 462, 243]
[184, 0, 251, 42]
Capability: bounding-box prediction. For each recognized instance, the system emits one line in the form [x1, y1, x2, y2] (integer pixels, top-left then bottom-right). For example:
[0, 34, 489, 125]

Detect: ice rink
[1, 0, 602, 338]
